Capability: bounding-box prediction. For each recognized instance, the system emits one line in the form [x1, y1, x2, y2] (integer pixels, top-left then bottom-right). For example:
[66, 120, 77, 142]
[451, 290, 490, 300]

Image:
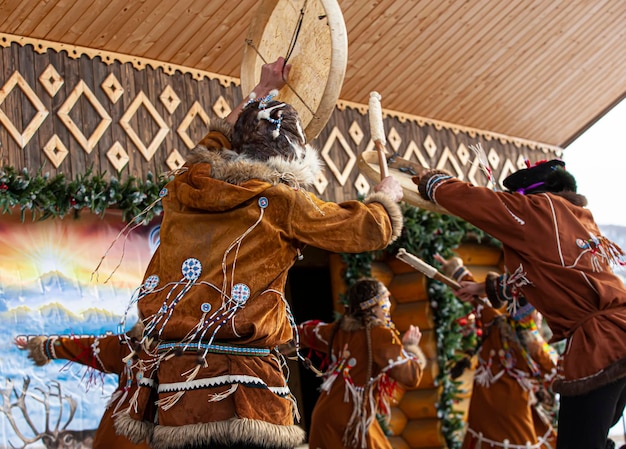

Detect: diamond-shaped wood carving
[387, 127, 402, 152]
[58, 80, 112, 154]
[120, 91, 170, 161]
[166, 148, 185, 170]
[101, 73, 124, 104]
[212, 96, 231, 119]
[39, 64, 64, 97]
[0, 71, 49, 148]
[423, 135, 438, 158]
[403, 141, 431, 170]
[321, 127, 356, 186]
[177, 101, 210, 149]
[354, 173, 370, 196]
[106, 142, 130, 172]
[349, 121, 363, 145]
[160, 85, 180, 114]
[314, 171, 329, 195]
[42, 135, 68, 167]
[436, 147, 464, 180]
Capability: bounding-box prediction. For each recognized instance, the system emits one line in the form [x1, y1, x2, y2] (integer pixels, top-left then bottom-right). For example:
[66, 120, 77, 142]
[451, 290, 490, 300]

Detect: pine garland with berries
[0, 166, 170, 223]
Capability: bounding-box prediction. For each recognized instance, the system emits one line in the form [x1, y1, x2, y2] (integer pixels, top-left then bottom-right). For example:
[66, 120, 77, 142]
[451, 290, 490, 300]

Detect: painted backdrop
[0, 210, 159, 448]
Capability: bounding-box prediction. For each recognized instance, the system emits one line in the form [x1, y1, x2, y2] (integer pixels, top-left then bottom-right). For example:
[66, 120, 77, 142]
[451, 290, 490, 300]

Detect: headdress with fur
[503, 159, 577, 195]
[232, 99, 307, 162]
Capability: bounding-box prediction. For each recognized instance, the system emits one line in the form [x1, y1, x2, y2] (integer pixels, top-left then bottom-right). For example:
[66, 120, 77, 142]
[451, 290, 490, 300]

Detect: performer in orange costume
[112, 57, 404, 449]
[298, 278, 425, 449]
[15, 325, 148, 449]
[436, 254, 558, 449]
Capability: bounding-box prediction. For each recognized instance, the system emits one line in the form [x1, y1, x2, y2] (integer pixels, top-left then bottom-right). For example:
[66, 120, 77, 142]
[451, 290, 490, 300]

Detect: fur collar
[552, 190, 588, 207]
[186, 143, 323, 189]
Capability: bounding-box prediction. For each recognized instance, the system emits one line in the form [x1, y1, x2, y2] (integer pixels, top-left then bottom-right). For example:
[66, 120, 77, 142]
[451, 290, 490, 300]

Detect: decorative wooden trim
[119, 91, 170, 161]
[0, 31, 563, 157]
[212, 96, 232, 119]
[160, 85, 181, 115]
[101, 74, 124, 104]
[39, 64, 64, 97]
[166, 149, 185, 171]
[0, 32, 240, 88]
[337, 98, 564, 155]
[57, 80, 112, 154]
[321, 126, 356, 187]
[43, 135, 69, 168]
[106, 142, 130, 172]
[177, 101, 210, 149]
[0, 71, 49, 148]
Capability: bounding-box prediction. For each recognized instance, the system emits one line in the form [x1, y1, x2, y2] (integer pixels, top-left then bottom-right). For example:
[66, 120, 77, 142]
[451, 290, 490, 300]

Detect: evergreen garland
[0, 166, 170, 223]
[342, 202, 498, 449]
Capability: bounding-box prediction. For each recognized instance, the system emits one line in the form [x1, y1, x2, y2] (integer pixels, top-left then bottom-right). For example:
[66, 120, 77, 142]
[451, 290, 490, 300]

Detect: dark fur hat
[503, 159, 577, 194]
[231, 99, 307, 162]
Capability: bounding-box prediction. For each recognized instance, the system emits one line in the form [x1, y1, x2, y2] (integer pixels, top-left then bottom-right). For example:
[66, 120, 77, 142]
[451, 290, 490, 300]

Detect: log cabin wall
[0, 37, 562, 202]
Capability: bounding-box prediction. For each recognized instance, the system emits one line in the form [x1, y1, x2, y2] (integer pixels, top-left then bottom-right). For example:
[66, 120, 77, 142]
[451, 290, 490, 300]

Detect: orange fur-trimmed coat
[114, 120, 404, 449]
[298, 317, 424, 449]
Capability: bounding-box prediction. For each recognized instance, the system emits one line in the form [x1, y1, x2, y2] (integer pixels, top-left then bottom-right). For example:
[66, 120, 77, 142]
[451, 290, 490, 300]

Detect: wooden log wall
[0, 37, 562, 205]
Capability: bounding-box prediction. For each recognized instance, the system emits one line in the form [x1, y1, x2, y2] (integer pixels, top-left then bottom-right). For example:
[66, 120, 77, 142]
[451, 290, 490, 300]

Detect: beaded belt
[156, 341, 271, 357]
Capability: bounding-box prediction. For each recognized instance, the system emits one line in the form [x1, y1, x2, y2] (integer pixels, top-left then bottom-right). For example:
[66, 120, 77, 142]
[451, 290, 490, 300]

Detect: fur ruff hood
[186, 142, 323, 189]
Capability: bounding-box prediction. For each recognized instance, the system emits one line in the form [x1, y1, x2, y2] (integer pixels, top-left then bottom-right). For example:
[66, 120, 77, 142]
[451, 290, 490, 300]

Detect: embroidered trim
[465, 426, 554, 448]
[156, 374, 291, 396]
[502, 202, 525, 225]
[156, 342, 270, 357]
[44, 337, 58, 360]
[91, 337, 107, 371]
[423, 174, 452, 202]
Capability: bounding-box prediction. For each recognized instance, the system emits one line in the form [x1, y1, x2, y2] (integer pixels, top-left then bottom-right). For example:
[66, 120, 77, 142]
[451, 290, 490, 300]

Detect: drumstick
[368, 91, 389, 180]
[396, 248, 461, 290]
[396, 248, 489, 307]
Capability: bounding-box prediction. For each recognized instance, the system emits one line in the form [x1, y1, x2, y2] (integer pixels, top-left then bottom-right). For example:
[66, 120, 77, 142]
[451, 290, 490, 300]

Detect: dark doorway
[285, 247, 336, 435]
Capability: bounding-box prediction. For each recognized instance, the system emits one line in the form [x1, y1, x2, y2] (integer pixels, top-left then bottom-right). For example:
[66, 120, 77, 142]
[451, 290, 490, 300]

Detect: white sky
[565, 99, 626, 439]
[562, 98, 626, 227]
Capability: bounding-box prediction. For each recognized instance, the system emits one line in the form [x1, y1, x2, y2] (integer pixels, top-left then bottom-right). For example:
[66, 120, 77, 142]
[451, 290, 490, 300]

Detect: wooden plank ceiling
[1, 0, 625, 148]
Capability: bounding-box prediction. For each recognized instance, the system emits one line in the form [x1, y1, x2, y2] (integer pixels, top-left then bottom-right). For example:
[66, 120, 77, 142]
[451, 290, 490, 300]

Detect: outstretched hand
[14, 336, 28, 350]
[455, 281, 486, 302]
[374, 175, 403, 202]
[402, 325, 422, 346]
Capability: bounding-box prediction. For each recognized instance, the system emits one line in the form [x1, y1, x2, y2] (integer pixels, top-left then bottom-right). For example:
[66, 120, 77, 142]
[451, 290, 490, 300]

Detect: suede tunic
[298, 319, 423, 449]
[461, 305, 557, 449]
[26, 333, 147, 449]
[420, 174, 626, 396]
[440, 260, 557, 448]
[115, 127, 404, 449]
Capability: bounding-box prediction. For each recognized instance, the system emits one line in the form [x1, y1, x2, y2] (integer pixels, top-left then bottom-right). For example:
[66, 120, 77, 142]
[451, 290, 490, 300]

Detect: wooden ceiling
[1, 0, 625, 148]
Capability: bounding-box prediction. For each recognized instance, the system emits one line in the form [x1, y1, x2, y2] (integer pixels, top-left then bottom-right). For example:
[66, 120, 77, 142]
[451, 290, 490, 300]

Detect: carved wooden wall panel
[0, 39, 562, 205]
